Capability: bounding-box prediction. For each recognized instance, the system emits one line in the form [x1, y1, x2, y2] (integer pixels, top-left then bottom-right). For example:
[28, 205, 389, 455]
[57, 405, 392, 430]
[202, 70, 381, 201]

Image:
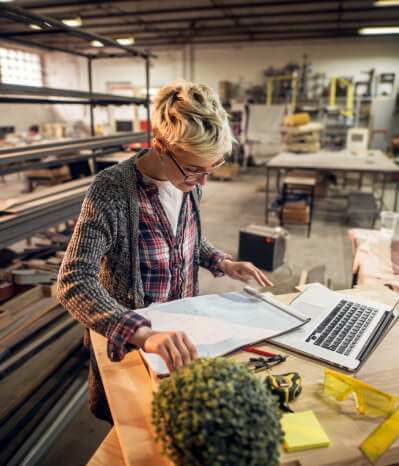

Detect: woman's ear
[152, 138, 164, 160]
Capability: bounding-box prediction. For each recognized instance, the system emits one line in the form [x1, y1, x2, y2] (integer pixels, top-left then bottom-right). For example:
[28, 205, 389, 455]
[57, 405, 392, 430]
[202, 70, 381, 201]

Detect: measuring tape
[360, 405, 399, 464]
[265, 372, 302, 412]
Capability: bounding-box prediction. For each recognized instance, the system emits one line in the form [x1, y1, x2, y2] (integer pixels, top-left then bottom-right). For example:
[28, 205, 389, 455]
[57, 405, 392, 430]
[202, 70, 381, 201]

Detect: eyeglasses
[323, 369, 399, 417]
[165, 149, 225, 184]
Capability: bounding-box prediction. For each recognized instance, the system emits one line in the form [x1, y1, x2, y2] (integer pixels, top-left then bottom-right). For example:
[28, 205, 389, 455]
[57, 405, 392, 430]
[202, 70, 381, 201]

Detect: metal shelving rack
[0, 3, 156, 173]
[0, 6, 157, 462]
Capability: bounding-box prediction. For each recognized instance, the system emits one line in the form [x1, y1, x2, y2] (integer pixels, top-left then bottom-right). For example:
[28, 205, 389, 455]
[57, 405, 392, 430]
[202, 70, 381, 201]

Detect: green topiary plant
[151, 357, 283, 466]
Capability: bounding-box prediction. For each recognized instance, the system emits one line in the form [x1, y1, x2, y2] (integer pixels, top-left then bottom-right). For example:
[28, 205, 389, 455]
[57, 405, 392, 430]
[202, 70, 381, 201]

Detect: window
[0, 47, 43, 87]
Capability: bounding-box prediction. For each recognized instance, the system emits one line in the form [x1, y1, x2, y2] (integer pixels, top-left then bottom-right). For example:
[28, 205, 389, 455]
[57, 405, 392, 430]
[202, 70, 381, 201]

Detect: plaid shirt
[107, 169, 230, 361]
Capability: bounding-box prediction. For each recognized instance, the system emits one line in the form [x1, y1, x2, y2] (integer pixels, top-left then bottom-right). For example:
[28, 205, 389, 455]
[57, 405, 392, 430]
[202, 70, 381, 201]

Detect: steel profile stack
[0, 177, 93, 248]
[0, 132, 146, 175]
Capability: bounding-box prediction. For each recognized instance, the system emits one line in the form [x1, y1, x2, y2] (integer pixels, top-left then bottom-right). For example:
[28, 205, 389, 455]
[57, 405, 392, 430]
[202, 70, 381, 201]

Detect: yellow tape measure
[265, 372, 302, 412]
[360, 405, 399, 464]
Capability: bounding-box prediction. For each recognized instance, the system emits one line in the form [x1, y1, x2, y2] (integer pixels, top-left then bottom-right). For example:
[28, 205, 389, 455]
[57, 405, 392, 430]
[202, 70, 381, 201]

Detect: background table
[88, 286, 399, 466]
[265, 150, 399, 223]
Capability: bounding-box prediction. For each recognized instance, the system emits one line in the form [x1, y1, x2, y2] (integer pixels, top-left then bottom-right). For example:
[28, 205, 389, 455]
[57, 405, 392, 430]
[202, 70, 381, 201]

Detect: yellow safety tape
[360, 405, 399, 464]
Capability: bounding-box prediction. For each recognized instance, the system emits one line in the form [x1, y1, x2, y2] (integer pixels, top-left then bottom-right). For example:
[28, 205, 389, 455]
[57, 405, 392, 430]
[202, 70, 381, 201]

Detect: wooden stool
[280, 173, 317, 238]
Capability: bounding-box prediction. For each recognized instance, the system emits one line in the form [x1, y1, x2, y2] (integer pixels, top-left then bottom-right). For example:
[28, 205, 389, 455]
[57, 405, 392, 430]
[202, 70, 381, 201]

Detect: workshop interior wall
[2, 36, 398, 132]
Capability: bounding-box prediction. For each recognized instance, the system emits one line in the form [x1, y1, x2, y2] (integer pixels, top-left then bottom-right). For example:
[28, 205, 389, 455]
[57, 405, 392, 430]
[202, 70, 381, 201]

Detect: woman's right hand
[130, 327, 198, 373]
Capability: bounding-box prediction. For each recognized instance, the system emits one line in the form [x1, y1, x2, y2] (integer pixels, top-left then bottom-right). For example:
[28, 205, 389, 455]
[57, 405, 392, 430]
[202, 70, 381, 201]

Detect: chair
[280, 172, 317, 238]
[346, 192, 378, 228]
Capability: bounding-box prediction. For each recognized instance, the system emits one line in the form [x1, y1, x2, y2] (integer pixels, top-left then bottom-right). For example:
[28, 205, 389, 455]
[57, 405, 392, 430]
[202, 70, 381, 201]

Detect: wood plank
[0, 177, 93, 213]
[91, 330, 170, 466]
[42, 282, 58, 297]
[0, 285, 43, 314]
[0, 282, 16, 303]
[0, 306, 66, 360]
[0, 295, 58, 344]
[11, 269, 55, 285]
[0, 323, 83, 419]
[87, 428, 126, 466]
[0, 308, 12, 331]
[0, 314, 77, 378]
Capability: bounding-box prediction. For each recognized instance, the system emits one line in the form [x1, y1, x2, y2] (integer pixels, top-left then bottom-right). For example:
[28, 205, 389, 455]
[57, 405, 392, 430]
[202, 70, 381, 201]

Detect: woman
[57, 80, 271, 423]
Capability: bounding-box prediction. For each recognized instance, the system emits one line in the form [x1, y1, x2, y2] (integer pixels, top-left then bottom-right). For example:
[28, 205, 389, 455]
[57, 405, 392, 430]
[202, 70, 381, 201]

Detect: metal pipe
[0, 82, 146, 104]
[23, 1, 396, 18]
[145, 56, 151, 147]
[88, 57, 94, 136]
[35, 4, 399, 23]
[265, 166, 270, 224]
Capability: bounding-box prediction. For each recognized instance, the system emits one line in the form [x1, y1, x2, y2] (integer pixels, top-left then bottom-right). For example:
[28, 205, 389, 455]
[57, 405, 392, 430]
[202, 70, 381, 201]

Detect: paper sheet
[139, 290, 305, 375]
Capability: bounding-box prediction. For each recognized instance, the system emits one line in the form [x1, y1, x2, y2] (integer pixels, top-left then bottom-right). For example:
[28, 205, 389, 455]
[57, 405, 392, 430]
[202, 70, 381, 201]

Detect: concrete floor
[3, 168, 397, 465]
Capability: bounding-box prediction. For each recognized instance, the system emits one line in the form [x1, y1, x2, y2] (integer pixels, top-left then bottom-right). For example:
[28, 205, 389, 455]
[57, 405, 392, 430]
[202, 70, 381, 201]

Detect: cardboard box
[26, 164, 71, 181]
[283, 205, 310, 224]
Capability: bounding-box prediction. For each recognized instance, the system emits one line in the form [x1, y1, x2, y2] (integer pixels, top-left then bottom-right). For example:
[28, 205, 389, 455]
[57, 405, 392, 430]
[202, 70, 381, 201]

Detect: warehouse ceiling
[1, 0, 399, 52]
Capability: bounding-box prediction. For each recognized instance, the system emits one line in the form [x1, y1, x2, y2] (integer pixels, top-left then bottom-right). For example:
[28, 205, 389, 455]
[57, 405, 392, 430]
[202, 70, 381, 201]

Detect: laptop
[270, 284, 398, 372]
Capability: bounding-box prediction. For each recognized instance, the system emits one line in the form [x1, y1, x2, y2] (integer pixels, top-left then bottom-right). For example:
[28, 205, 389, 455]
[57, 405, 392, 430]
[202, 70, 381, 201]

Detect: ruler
[360, 406, 399, 464]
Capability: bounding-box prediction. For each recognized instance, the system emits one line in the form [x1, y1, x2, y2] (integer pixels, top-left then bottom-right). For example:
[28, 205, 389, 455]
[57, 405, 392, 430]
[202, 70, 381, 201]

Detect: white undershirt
[141, 173, 183, 236]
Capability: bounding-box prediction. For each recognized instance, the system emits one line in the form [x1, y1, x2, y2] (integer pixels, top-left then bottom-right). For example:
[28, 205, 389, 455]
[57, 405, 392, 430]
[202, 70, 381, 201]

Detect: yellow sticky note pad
[281, 410, 330, 452]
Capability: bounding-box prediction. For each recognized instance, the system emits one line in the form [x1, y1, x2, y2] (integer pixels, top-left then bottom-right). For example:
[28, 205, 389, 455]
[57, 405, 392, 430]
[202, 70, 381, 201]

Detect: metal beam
[0, 132, 146, 164]
[10, 17, 398, 40]
[0, 3, 156, 58]
[93, 31, 369, 48]
[20, 0, 361, 15]
[40, 25, 367, 45]
[19, 0, 147, 13]
[54, 5, 399, 23]
[0, 36, 90, 57]
[0, 83, 147, 105]
[0, 147, 129, 176]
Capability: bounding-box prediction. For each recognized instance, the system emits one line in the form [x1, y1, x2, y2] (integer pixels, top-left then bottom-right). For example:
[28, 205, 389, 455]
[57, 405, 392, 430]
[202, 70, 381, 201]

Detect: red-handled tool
[243, 346, 277, 358]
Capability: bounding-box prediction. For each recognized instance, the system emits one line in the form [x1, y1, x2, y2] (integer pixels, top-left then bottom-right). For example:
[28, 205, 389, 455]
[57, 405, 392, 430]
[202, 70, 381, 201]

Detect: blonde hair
[151, 80, 232, 159]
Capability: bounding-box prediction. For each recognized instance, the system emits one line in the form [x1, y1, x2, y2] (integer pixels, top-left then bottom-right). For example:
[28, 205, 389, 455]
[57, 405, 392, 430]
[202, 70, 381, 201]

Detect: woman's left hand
[219, 260, 273, 288]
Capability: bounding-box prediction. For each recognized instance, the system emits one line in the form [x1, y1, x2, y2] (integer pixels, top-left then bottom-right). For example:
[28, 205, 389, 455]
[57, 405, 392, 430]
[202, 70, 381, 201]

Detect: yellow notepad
[281, 410, 330, 452]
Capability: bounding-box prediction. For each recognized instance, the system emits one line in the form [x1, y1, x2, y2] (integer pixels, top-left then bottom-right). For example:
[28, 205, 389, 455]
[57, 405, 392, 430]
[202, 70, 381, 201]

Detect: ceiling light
[62, 17, 82, 27]
[359, 26, 399, 34]
[90, 40, 104, 47]
[29, 24, 42, 30]
[115, 36, 135, 46]
[0, 1, 15, 3]
[373, 0, 399, 6]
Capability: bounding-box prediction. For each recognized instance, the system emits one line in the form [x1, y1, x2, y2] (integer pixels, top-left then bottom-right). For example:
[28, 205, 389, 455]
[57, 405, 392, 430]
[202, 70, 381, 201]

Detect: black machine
[238, 225, 286, 271]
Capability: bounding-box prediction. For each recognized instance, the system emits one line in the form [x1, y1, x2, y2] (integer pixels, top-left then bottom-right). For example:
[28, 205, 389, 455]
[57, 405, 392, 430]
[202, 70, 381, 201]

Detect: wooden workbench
[88, 286, 399, 466]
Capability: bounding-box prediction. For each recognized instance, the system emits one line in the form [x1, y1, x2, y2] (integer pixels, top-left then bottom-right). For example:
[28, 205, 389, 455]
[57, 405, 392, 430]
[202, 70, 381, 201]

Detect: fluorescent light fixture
[62, 17, 82, 27]
[115, 36, 135, 46]
[374, 0, 399, 6]
[0, 1, 15, 3]
[29, 24, 42, 30]
[90, 40, 104, 47]
[359, 26, 399, 34]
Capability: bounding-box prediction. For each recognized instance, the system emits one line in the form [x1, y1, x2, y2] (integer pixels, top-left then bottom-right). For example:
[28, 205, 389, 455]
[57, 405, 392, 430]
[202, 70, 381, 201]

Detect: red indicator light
[266, 237, 271, 243]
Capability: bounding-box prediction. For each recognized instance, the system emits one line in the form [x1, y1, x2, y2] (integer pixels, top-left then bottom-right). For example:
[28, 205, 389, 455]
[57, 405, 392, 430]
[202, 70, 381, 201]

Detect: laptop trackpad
[291, 301, 326, 320]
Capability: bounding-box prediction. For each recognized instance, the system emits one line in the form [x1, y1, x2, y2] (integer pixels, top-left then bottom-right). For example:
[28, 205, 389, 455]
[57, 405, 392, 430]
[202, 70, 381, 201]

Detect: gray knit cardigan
[57, 150, 223, 348]
[57, 151, 226, 421]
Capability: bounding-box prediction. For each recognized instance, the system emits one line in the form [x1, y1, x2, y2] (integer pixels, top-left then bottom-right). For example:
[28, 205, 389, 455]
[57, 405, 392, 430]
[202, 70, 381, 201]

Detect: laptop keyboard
[306, 300, 378, 356]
